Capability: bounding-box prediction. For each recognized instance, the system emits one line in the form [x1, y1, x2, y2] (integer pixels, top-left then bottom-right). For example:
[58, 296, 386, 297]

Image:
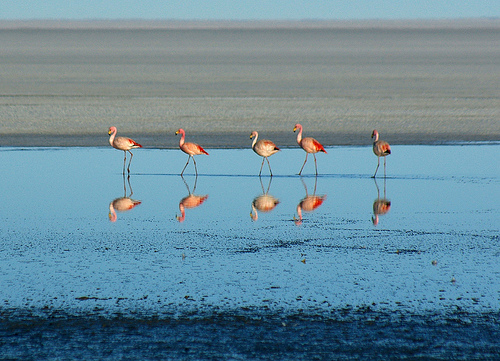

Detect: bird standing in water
[293, 123, 327, 175]
[250, 131, 280, 176]
[176, 128, 209, 176]
[371, 129, 391, 178]
[108, 126, 142, 174]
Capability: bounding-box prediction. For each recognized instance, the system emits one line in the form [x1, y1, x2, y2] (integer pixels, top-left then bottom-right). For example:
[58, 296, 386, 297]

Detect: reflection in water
[176, 175, 209, 222]
[250, 177, 280, 221]
[372, 178, 391, 226]
[294, 176, 327, 225]
[108, 175, 142, 222]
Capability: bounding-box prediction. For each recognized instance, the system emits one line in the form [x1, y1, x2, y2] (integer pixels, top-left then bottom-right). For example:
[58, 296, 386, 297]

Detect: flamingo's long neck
[108, 203, 117, 222]
[251, 133, 258, 148]
[295, 126, 303, 144]
[108, 128, 117, 146]
[177, 204, 186, 222]
[178, 130, 186, 147]
[296, 204, 303, 220]
[294, 204, 303, 225]
[250, 204, 258, 221]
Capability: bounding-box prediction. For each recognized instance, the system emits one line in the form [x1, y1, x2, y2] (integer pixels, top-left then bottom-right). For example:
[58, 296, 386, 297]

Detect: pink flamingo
[250, 195, 280, 221]
[250, 131, 280, 176]
[177, 194, 209, 222]
[293, 123, 327, 175]
[108, 175, 141, 222]
[371, 129, 391, 178]
[372, 178, 391, 226]
[250, 177, 280, 221]
[175, 128, 209, 176]
[109, 197, 142, 222]
[176, 176, 208, 222]
[108, 126, 142, 174]
[294, 177, 326, 225]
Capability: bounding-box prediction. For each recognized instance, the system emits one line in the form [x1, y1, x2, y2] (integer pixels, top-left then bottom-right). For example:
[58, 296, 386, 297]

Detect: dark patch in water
[1, 308, 499, 360]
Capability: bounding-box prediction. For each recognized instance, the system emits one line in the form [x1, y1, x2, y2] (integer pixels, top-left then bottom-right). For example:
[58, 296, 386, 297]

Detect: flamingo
[294, 177, 326, 225]
[175, 128, 208, 176]
[108, 175, 141, 222]
[372, 178, 391, 226]
[176, 175, 208, 222]
[250, 131, 280, 176]
[109, 197, 142, 222]
[371, 129, 391, 178]
[250, 177, 280, 221]
[293, 123, 327, 175]
[108, 126, 142, 174]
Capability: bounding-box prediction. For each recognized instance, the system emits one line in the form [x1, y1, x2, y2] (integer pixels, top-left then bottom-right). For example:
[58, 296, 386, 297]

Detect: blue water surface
[0, 144, 498, 316]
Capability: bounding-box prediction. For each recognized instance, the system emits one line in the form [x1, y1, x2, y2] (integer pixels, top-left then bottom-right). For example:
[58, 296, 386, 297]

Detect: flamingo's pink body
[177, 194, 209, 222]
[176, 128, 208, 175]
[108, 197, 142, 222]
[250, 194, 280, 221]
[293, 123, 327, 175]
[250, 131, 280, 176]
[294, 195, 327, 225]
[108, 126, 142, 174]
[372, 198, 391, 226]
[371, 129, 391, 178]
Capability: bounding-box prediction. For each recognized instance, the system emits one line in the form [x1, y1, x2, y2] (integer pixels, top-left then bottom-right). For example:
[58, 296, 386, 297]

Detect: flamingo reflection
[108, 175, 142, 222]
[250, 177, 280, 221]
[176, 175, 209, 222]
[372, 178, 391, 226]
[294, 176, 327, 225]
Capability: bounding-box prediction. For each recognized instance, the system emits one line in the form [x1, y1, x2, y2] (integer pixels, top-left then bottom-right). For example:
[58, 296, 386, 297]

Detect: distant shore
[1, 18, 499, 30]
[1, 19, 498, 147]
[1, 131, 499, 149]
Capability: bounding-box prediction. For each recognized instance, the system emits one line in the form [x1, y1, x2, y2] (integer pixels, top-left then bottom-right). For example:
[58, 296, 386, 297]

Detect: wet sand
[0, 19, 499, 147]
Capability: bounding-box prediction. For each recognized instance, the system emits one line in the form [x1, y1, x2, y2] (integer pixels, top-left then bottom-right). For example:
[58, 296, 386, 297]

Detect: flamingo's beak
[293, 126, 297, 132]
[108, 130, 112, 135]
[175, 131, 179, 135]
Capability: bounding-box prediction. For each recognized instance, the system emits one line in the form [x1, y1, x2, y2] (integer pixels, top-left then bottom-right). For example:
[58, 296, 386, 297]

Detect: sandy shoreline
[0, 20, 499, 147]
[1, 131, 499, 149]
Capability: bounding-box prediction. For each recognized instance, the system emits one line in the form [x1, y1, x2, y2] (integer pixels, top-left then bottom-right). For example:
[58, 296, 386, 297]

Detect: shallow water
[1, 144, 499, 358]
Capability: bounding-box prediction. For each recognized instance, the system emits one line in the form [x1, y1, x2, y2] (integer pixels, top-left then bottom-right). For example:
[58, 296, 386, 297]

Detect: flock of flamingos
[108, 123, 391, 178]
[108, 123, 392, 225]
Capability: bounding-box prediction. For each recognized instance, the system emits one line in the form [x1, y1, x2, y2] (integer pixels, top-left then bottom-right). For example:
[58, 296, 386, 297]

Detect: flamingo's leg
[122, 151, 127, 174]
[266, 157, 273, 177]
[127, 151, 134, 173]
[372, 157, 380, 178]
[192, 156, 198, 176]
[298, 153, 308, 175]
[259, 157, 265, 176]
[181, 156, 190, 176]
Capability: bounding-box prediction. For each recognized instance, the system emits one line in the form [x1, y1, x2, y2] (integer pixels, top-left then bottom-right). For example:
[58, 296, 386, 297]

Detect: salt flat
[0, 20, 499, 147]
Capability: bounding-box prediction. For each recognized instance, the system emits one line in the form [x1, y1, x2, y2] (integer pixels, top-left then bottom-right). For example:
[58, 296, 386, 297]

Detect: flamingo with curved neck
[293, 123, 327, 175]
[176, 175, 208, 222]
[108, 126, 142, 174]
[175, 128, 209, 176]
[372, 178, 391, 225]
[250, 131, 280, 177]
[371, 129, 391, 178]
[109, 197, 142, 222]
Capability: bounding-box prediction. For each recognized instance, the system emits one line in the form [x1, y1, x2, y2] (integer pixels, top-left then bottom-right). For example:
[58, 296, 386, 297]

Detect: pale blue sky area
[1, 0, 499, 20]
